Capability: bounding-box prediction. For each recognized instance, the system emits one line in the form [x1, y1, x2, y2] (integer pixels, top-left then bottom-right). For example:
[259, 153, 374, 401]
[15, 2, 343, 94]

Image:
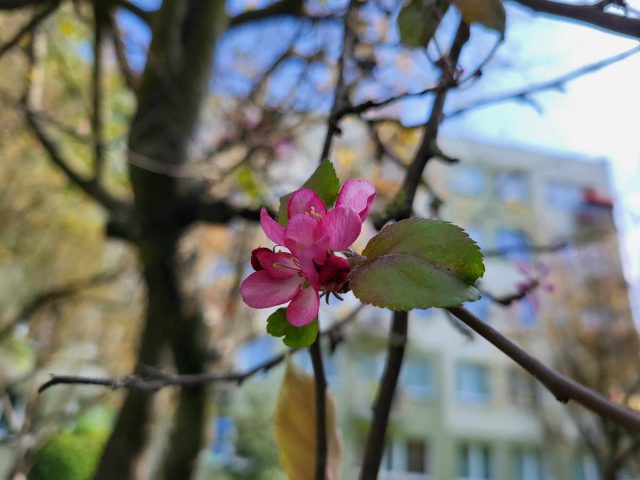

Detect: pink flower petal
[260, 208, 285, 245]
[284, 215, 325, 286]
[240, 271, 301, 308]
[336, 179, 376, 221]
[287, 188, 328, 220]
[254, 250, 299, 279]
[286, 286, 319, 326]
[320, 207, 362, 251]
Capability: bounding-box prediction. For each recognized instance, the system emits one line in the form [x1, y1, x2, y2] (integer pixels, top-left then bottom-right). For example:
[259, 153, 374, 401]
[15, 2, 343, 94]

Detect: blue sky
[435, 3, 640, 317]
[117, 0, 640, 317]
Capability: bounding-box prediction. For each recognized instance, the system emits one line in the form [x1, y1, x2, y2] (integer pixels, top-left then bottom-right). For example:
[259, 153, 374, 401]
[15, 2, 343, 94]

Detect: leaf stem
[309, 337, 328, 480]
[359, 311, 408, 479]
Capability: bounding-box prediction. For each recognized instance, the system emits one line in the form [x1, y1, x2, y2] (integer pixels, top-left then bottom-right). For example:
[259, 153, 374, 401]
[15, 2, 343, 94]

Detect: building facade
[214, 138, 635, 480]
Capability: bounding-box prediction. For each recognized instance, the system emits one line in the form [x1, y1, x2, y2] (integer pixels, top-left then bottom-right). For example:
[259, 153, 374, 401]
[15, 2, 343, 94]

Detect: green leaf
[266, 308, 319, 348]
[275, 362, 342, 479]
[277, 161, 340, 226]
[349, 218, 484, 310]
[397, 0, 450, 48]
[452, 0, 506, 35]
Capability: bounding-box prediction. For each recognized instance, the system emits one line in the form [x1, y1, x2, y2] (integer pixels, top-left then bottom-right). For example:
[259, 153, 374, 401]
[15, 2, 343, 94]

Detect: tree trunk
[93, 1, 226, 478]
[93, 245, 170, 480]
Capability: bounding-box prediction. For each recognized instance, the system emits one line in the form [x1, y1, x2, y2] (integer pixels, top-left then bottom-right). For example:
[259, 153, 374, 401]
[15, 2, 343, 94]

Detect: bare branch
[229, 0, 305, 27]
[0, 0, 59, 59]
[25, 108, 132, 213]
[319, 0, 359, 163]
[108, 14, 139, 90]
[448, 306, 640, 434]
[91, 5, 106, 182]
[374, 21, 471, 229]
[21, 33, 132, 215]
[0, 0, 52, 10]
[446, 45, 640, 119]
[38, 306, 363, 393]
[0, 270, 123, 341]
[511, 0, 640, 39]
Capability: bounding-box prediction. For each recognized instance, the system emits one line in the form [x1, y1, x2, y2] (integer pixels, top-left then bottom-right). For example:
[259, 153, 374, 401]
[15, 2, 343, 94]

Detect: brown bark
[93, 1, 226, 479]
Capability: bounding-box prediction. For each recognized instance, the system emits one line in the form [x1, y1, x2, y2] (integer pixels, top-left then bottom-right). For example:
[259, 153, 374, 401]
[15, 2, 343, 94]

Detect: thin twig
[374, 21, 470, 229]
[319, 0, 358, 163]
[448, 307, 640, 434]
[38, 306, 363, 393]
[446, 45, 640, 119]
[309, 338, 327, 480]
[91, 6, 106, 182]
[359, 311, 408, 479]
[109, 14, 138, 90]
[0, 269, 123, 341]
[511, 0, 640, 39]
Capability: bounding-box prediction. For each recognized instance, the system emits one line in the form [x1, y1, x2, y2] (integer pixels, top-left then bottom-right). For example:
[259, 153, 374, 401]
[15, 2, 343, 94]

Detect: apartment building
[215, 138, 634, 480]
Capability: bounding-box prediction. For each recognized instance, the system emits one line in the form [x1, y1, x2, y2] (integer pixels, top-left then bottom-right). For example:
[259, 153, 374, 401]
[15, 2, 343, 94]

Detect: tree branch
[108, 14, 139, 90]
[0, 0, 59, 59]
[359, 311, 408, 479]
[228, 0, 305, 27]
[38, 306, 363, 393]
[319, 0, 358, 163]
[446, 45, 640, 119]
[25, 108, 132, 214]
[0, 270, 122, 341]
[511, 0, 640, 38]
[448, 306, 640, 434]
[21, 34, 133, 216]
[374, 21, 470, 229]
[309, 338, 327, 480]
[91, 5, 106, 182]
[0, 0, 52, 10]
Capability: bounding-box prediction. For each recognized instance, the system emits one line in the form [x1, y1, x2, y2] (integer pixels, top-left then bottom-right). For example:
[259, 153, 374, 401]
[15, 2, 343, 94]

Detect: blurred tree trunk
[93, 1, 226, 479]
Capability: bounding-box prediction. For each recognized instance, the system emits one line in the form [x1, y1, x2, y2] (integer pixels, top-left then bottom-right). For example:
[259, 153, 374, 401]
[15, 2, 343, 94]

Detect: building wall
[331, 138, 631, 480]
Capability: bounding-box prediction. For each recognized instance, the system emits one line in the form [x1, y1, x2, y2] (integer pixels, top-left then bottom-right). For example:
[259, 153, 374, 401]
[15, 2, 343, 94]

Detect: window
[466, 225, 488, 251]
[458, 443, 493, 480]
[324, 353, 339, 384]
[545, 181, 583, 211]
[496, 229, 530, 261]
[465, 296, 490, 322]
[212, 416, 236, 461]
[235, 336, 276, 371]
[575, 454, 599, 480]
[456, 363, 491, 404]
[450, 166, 487, 197]
[497, 171, 529, 203]
[381, 438, 430, 477]
[401, 358, 435, 399]
[513, 449, 545, 480]
[508, 369, 539, 408]
[358, 352, 382, 380]
[520, 297, 537, 327]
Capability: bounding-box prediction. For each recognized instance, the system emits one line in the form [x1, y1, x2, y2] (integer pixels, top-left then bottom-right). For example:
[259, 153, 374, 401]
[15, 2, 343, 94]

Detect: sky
[119, 0, 640, 317]
[435, 3, 640, 318]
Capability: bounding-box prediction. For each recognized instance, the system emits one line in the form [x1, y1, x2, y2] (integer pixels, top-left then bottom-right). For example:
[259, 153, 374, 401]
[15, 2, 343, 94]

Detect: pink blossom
[513, 259, 554, 312]
[240, 179, 376, 326]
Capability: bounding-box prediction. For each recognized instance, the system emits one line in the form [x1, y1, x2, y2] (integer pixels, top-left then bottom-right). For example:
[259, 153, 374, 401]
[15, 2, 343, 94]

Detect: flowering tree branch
[358, 21, 472, 476]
